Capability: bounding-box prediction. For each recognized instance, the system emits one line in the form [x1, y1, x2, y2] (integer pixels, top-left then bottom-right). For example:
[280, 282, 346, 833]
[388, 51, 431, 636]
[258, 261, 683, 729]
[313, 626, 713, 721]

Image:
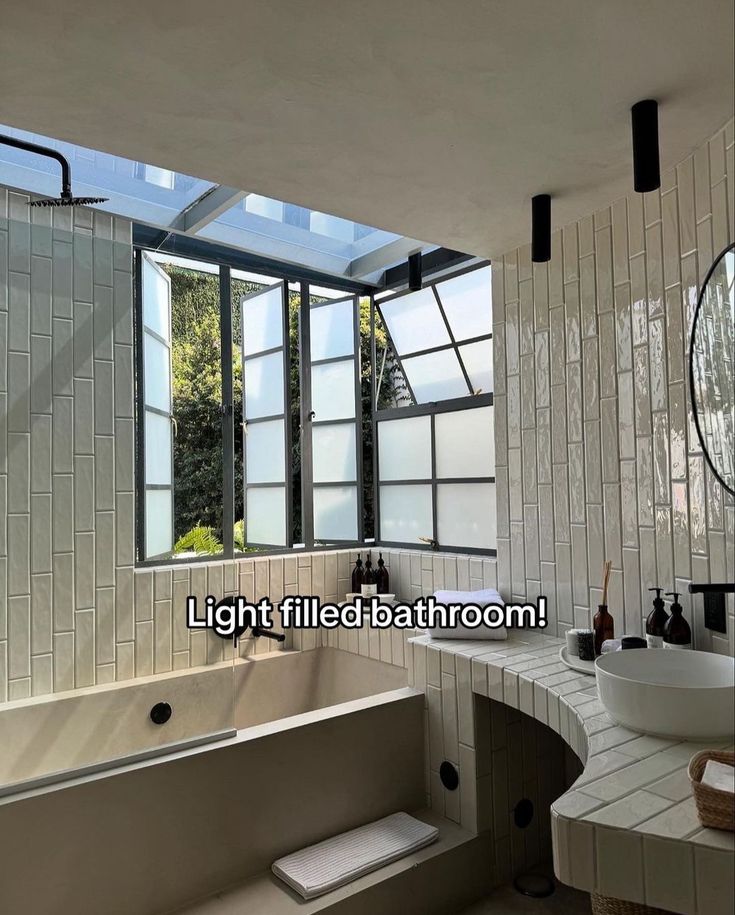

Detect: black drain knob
[150, 701, 172, 725]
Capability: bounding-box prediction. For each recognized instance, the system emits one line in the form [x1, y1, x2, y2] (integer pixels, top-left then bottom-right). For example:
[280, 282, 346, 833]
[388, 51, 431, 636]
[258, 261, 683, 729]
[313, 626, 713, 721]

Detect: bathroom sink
[596, 650, 735, 740]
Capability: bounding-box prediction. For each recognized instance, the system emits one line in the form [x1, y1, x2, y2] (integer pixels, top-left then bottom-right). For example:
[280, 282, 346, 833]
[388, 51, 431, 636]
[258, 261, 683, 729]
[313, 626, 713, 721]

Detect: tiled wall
[0, 188, 135, 702]
[0, 181, 500, 704]
[492, 118, 735, 654]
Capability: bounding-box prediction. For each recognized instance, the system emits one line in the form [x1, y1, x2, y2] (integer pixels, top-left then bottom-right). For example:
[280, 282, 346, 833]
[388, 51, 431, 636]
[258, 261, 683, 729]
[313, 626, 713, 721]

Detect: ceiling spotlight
[531, 194, 551, 263]
[631, 99, 660, 193]
[408, 251, 423, 291]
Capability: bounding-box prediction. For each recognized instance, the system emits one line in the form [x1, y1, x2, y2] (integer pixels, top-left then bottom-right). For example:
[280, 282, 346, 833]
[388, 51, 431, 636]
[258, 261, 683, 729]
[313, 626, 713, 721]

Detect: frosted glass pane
[435, 406, 494, 477]
[145, 412, 172, 485]
[244, 351, 284, 419]
[146, 489, 172, 558]
[242, 285, 283, 356]
[311, 360, 355, 420]
[380, 288, 450, 354]
[437, 483, 496, 550]
[314, 486, 358, 540]
[459, 339, 494, 394]
[142, 256, 170, 341]
[436, 266, 492, 341]
[143, 333, 171, 412]
[246, 486, 287, 545]
[379, 484, 433, 544]
[310, 299, 354, 361]
[402, 349, 469, 403]
[378, 415, 432, 480]
[246, 419, 285, 483]
[312, 423, 357, 483]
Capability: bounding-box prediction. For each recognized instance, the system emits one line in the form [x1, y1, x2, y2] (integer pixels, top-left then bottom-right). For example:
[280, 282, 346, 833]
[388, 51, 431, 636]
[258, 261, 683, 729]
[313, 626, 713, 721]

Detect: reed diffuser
[593, 560, 614, 656]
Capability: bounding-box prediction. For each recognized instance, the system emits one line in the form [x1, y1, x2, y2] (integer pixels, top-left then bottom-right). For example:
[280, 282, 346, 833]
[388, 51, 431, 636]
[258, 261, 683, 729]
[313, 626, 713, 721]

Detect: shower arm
[0, 133, 73, 199]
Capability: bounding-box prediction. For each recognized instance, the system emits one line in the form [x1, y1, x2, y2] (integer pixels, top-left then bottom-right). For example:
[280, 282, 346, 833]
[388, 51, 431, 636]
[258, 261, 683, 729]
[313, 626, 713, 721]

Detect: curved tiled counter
[408, 631, 734, 915]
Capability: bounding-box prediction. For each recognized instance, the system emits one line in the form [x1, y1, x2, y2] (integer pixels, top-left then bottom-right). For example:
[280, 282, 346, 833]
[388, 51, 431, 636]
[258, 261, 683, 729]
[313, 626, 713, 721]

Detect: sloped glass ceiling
[0, 123, 434, 283]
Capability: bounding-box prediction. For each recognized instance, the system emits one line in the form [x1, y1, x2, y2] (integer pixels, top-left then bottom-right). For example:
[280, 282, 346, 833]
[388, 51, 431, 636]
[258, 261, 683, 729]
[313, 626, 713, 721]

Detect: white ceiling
[1, 0, 733, 260]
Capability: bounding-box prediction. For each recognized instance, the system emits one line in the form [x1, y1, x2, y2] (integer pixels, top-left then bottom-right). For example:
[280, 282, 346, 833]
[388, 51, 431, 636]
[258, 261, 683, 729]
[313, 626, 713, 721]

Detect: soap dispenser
[663, 592, 692, 650]
[351, 555, 364, 594]
[645, 587, 669, 648]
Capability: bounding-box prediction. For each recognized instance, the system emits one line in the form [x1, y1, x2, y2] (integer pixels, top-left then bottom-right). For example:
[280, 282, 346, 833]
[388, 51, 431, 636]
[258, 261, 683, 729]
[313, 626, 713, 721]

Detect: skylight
[0, 123, 433, 283]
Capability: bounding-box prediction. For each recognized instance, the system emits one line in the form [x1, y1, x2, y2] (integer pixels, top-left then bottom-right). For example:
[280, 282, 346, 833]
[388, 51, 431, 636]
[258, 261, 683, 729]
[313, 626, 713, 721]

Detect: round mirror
[689, 243, 735, 496]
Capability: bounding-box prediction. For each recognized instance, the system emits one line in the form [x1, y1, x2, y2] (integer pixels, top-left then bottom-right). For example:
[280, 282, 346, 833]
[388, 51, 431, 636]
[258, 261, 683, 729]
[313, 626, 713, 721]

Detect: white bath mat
[271, 811, 439, 900]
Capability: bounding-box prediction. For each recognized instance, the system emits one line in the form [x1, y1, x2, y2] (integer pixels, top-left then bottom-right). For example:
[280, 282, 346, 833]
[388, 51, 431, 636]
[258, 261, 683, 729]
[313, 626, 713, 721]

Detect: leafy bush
[173, 525, 223, 555]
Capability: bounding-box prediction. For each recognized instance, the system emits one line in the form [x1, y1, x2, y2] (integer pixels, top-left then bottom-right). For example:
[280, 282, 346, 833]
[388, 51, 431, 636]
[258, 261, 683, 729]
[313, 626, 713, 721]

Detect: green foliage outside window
[161, 264, 406, 554]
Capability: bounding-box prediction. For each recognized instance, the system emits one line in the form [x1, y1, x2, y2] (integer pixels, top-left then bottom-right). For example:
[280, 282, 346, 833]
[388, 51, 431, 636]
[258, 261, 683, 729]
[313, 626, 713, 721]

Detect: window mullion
[298, 281, 315, 549]
[220, 265, 234, 559]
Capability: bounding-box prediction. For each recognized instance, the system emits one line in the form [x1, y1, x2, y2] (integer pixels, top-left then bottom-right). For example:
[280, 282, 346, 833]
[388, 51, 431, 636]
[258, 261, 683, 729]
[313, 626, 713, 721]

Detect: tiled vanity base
[408, 631, 735, 915]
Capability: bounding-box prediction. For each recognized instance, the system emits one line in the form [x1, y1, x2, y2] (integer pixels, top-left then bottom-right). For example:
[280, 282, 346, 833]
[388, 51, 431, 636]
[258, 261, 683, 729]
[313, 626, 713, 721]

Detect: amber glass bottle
[593, 605, 615, 656]
[663, 592, 692, 649]
[376, 553, 390, 594]
[351, 555, 364, 594]
[646, 587, 669, 648]
[362, 554, 377, 596]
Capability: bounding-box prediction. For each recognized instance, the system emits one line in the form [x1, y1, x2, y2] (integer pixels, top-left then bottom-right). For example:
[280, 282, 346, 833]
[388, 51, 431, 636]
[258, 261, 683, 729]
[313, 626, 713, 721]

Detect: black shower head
[28, 193, 109, 208]
[0, 133, 109, 209]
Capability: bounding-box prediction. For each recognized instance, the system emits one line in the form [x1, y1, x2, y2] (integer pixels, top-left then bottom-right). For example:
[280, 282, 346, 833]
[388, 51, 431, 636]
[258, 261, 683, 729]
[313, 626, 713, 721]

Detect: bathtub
[0, 647, 425, 915]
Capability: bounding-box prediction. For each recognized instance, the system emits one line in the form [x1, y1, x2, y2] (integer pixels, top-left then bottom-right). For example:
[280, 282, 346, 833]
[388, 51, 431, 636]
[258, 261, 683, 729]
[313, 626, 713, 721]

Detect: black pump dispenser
[351, 555, 364, 594]
[664, 591, 692, 649]
[646, 587, 669, 648]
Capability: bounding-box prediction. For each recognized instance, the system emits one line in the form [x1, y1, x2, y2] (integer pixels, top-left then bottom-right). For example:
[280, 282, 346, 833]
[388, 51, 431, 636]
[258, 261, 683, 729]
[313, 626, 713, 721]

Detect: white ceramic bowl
[595, 649, 735, 740]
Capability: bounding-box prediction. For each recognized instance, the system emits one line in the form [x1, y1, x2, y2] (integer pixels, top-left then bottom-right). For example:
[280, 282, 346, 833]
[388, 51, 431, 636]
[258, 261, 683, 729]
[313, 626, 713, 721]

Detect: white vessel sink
[596, 649, 735, 740]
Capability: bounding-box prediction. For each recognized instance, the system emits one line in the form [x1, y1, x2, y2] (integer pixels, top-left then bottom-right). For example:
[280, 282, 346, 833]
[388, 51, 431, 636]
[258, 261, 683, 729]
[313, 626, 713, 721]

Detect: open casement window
[241, 281, 292, 548]
[307, 293, 363, 543]
[374, 264, 495, 554]
[376, 264, 493, 403]
[141, 253, 174, 559]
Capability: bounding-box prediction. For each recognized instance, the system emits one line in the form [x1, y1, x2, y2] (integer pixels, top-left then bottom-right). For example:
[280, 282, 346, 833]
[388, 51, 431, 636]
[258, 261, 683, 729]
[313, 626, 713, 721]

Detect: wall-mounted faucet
[688, 582, 734, 634]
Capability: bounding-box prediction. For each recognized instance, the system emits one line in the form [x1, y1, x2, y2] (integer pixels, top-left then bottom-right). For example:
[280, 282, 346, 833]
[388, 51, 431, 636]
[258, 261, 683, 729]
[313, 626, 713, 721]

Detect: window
[373, 265, 496, 554]
[307, 292, 363, 544]
[375, 265, 492, 403]
[376, 404, 496, 552]
[134, 245, 493, 562]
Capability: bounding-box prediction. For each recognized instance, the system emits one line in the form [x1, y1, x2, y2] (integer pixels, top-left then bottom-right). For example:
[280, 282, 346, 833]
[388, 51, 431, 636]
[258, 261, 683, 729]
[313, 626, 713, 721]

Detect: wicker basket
[688, 749, 735, 832]
[591, 893, 671, 915]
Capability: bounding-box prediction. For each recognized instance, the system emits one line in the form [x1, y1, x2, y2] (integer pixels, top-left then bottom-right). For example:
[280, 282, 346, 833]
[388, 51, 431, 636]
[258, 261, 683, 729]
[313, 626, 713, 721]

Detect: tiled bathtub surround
[493, 118, 735, 653]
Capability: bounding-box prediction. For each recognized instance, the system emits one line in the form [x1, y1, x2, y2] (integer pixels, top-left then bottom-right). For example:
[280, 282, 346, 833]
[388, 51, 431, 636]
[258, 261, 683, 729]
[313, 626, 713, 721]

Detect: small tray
[559, 645, 596, 675]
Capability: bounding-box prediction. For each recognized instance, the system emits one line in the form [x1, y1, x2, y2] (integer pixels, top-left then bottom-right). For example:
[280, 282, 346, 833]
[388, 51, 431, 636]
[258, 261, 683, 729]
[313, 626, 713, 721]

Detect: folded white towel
[702, 759, 735, 794]
[272, 812, 438, 899]
[427, 588, 508, 641]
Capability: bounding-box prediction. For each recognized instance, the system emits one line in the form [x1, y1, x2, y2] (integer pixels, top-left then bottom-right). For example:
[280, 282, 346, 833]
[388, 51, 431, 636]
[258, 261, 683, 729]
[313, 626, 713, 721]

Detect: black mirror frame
[688, 242, 735, 498]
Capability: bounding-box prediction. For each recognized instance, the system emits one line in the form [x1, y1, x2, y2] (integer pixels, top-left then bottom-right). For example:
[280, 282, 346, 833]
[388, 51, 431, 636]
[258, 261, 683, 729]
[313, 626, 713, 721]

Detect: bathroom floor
[457, 880, 590, 914]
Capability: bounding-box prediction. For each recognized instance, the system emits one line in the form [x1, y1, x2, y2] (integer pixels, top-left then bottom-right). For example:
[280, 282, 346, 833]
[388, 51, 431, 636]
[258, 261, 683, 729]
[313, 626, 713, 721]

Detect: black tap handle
[251, 626, 286, 642]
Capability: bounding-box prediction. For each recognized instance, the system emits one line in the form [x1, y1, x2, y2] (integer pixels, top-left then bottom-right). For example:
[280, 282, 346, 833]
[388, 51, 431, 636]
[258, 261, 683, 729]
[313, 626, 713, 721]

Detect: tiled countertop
[409, 630, 734, 915]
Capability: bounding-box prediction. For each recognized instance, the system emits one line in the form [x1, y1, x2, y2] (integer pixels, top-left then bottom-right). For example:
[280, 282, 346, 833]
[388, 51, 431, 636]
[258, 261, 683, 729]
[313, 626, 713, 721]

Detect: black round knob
[439, 761, 459, 791]
[513, 797, 534, 829]
[150, 701, 172, 725]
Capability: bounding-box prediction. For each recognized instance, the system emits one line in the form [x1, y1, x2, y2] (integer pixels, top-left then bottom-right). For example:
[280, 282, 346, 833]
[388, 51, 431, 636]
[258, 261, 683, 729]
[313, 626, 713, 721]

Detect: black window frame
[133, 246, 373, 567]
[133, 237, 494, 567]
[371, 261, 497, 556]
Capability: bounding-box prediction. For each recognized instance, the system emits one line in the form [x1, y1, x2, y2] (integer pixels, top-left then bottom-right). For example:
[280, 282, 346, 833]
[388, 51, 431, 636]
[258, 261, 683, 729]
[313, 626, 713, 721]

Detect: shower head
[29, 193, 109, 208]
[0, 133, 109, 208]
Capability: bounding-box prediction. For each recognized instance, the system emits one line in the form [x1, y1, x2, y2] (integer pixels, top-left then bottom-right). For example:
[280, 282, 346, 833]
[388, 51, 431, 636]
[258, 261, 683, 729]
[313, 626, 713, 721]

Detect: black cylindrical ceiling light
[531, 194, 551, 263]
[408, 251, 423, 291]
[631, 99, 660, 193]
